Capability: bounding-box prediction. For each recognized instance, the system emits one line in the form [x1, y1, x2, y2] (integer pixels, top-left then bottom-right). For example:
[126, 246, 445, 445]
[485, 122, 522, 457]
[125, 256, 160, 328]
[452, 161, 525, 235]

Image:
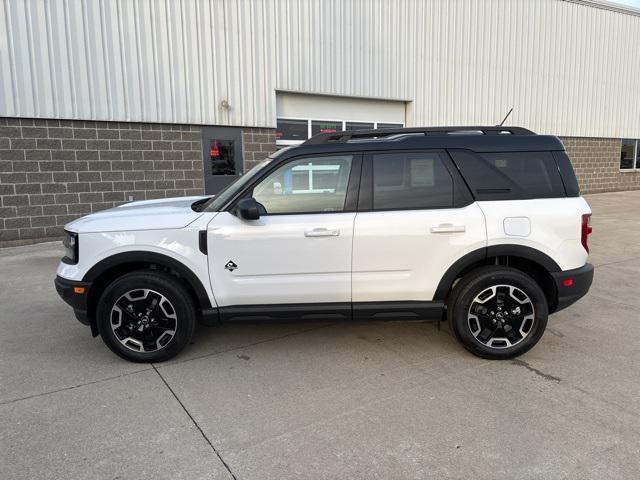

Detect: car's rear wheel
[96, 271, 196, 362]
[448, 266, 548, 359]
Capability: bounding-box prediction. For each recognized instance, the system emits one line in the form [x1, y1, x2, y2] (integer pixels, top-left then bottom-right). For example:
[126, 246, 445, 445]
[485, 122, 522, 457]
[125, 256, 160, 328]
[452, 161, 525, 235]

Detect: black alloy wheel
[97, 271, 196, 362]
[448, 266, 548, 359]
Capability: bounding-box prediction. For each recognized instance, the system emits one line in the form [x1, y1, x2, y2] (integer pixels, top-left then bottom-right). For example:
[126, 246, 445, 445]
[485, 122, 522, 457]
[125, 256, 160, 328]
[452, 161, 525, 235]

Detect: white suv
[55, 126, 594, 362]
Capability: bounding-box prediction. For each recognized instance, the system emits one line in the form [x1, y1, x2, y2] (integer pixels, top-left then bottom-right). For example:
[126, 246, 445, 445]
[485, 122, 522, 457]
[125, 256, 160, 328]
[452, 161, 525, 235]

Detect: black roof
[277, 126, 565, 160]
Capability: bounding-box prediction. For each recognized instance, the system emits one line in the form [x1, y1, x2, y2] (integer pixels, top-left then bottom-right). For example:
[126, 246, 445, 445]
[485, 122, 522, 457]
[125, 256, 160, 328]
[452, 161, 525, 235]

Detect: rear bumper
[54, 275, 92, 326]
[551, 263, 594, 312]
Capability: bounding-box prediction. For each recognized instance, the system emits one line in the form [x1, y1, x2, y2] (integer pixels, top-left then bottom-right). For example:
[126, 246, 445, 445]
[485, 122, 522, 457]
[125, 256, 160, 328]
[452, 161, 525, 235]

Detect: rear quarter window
[450, 150, 566, 200]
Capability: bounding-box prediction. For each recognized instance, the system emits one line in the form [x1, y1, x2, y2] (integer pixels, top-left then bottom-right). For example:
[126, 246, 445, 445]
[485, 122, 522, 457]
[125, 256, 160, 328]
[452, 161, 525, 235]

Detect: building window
[276, 118, 404, 145]
[276, 119, 308, 142]
[209, 140, 236, 175]
[345, 121, 374, 131]
[620, 139, 639, 171]
[311, 120, 342, 136]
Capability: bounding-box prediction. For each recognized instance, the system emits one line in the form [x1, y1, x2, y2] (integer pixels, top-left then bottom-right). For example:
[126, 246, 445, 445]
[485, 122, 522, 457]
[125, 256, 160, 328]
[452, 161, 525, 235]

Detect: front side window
[252, 156, 353, 214]
[372, 152, 453, 210]
[620, 139, 638, 170]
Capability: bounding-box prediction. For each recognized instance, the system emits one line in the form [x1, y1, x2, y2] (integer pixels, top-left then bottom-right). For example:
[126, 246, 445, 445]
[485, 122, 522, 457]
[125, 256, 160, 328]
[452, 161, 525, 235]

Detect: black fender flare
[83, 251, 213, 311]
[433, 245, 561, 301]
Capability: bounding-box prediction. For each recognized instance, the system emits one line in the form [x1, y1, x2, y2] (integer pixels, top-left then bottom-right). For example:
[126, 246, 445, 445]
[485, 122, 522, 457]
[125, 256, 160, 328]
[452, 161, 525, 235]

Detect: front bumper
[551, 263, 594, 312]
[54, 275, 92, 327]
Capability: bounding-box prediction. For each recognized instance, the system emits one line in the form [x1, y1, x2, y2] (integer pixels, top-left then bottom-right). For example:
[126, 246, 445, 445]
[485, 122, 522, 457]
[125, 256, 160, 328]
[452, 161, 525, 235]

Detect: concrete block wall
[561, 137, 640, 194]
[242, 128, 278, 169]
[0, 117, 205, 246]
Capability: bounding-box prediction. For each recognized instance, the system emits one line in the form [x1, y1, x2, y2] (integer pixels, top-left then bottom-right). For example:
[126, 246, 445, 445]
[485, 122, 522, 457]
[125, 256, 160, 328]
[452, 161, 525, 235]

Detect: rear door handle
[304, 227, 340, 237]
[430, 223, 466, 233]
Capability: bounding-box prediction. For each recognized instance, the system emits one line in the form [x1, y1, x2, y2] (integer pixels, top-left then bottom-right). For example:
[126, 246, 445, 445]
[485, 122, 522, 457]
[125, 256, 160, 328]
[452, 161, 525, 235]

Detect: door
[352, 151, 486, 303]
[207, 154, 360, 307]
[201, 126, 244, 194]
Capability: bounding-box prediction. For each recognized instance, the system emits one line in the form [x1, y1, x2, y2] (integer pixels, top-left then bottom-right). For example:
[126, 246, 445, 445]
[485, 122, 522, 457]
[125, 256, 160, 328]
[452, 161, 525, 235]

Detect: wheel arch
[434, 245, 560, 312]
[82, 251, 213, 335]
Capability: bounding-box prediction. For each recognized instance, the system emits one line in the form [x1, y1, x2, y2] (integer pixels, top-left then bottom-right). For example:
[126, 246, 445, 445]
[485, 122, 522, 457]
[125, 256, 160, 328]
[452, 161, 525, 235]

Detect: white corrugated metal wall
[1, 0, 639, 137]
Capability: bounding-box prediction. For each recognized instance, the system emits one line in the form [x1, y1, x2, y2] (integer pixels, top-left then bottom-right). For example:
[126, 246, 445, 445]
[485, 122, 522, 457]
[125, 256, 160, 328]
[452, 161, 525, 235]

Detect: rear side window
[372, 152, 453, 210]
[450, 150, 566, 200]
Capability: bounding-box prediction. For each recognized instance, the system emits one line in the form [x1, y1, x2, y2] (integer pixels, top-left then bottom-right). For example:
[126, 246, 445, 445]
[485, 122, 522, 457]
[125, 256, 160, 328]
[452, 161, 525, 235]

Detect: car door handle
[304, 228, 340, 237]
[430, 223, 466, 233]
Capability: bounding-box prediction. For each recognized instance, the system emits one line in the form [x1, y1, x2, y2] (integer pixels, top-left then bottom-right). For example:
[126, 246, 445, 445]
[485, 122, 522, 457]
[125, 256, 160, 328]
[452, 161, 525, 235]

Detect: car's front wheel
[448, 266, 548, 359]
[96, 271, 196, 362]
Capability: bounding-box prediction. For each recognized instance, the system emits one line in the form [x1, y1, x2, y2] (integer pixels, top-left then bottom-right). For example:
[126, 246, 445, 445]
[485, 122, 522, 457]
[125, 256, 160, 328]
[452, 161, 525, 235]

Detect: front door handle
[430, 223, 466, 233]
[304, 227, 340, 237]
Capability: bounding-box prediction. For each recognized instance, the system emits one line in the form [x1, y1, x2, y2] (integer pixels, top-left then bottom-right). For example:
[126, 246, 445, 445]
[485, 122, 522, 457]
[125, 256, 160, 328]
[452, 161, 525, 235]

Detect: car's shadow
[158, 318, 460, 367]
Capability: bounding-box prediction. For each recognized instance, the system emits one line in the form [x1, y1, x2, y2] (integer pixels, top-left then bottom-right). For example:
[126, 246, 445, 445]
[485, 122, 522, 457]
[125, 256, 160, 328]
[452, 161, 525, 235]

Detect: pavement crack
[152, 364, 238, 480]
[0, 368, 153, 406]
[594, 256, 640, 268]
[511, 359, 561, 382]
[232, 354, 493, 455]
[571, 385, 640, 421]
[547, 327, 565, 338]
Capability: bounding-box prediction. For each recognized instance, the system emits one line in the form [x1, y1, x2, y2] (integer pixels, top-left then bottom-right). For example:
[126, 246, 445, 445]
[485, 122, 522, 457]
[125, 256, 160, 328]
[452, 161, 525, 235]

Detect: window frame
[276, 117, 404, 146]
[357, 149, 472, 212]
[226, 152, 363, 216]
[620, 139, 639, 172]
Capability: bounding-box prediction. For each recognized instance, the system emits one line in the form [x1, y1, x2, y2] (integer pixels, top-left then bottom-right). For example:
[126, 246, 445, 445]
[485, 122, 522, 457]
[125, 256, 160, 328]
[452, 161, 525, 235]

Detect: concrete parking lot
[1, 190, 640, 480]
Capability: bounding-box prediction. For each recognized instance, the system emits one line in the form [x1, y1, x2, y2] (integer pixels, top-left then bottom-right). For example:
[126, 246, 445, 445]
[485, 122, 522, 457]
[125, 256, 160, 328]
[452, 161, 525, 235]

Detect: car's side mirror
[236, 197, 260, 220]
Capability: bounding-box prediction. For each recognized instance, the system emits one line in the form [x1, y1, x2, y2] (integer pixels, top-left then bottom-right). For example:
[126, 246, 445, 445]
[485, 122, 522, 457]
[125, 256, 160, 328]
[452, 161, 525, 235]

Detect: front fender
[57, 227, 216, 309]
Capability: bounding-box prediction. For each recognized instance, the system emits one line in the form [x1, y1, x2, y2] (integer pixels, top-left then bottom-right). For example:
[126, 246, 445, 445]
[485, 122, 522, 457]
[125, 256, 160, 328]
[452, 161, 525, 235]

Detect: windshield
[202, 159, 272, 212]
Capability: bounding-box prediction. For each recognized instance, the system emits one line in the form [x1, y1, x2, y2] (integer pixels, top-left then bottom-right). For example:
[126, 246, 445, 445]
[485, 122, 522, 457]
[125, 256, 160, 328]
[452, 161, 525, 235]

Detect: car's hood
[65, 196, 211, 233]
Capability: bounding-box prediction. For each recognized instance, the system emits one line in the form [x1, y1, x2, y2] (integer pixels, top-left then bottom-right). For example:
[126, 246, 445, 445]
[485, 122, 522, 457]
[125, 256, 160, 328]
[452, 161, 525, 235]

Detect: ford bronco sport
[55, 126, 594, 362]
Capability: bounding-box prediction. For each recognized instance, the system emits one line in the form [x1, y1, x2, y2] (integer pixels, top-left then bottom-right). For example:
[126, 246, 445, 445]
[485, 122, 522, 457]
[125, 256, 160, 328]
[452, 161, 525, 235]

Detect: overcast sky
[613, 0, 640, 8]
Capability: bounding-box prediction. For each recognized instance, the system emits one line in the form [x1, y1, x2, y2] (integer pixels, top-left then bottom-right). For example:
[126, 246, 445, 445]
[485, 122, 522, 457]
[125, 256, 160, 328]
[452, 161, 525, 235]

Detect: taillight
[581, 213, 592, 253]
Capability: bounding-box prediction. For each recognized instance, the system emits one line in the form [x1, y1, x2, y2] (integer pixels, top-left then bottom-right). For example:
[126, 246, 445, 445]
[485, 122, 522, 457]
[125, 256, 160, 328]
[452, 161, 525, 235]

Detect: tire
[447, 266, 548, 359]
[96, 271, 197, 362]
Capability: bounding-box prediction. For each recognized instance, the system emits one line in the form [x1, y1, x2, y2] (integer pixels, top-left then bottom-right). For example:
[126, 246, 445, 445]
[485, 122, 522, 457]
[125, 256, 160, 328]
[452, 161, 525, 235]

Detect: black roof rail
[303, 126, 536, 145]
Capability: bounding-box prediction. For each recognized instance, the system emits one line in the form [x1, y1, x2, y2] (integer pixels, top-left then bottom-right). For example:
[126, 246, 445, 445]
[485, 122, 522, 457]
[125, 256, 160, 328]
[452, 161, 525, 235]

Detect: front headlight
[62, 230, 79, 264]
